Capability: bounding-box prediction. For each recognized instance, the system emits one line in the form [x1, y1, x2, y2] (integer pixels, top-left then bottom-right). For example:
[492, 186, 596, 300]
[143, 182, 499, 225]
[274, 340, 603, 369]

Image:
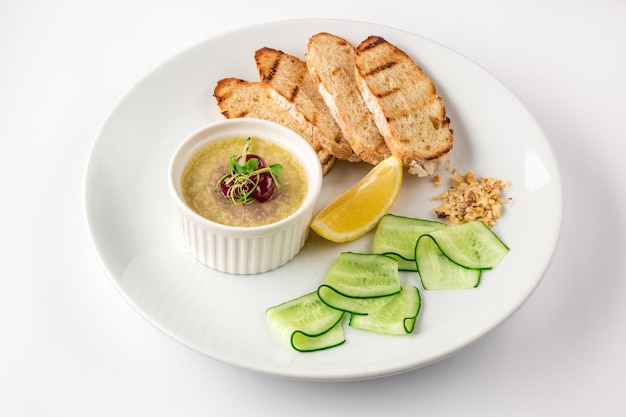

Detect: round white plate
[84, 19, 562, 381]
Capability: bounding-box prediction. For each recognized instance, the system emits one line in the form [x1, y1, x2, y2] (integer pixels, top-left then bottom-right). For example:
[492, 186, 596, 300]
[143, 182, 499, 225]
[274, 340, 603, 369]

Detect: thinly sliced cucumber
[318, 285, 398, 315]
[266, 217, 511, 352]
[320, 252, 401, 298]
[291, 320, 345, 352]
[349, 285, 421, 334]
[373, 214, 447, 271]
[266, 291, 345, 352]
[416, 235, 482, 290]
[317, 252, 402, 314]
[423, 221, 509, 269]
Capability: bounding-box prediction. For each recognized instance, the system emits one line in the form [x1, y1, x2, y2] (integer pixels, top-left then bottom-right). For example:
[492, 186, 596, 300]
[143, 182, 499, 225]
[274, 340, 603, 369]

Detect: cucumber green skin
[318, 285, 400, 315]
[422, 221, 509, 270]
[321, 252, 402, 298]
[373, 215, 447, 271]
[379, 253, 417, 272]
[349, 285, 421, 334]
[291, 319, 346, 352]
[266, 291, 346, 352]
[318, 252, 402, 314]
[416, 235, 482, 290]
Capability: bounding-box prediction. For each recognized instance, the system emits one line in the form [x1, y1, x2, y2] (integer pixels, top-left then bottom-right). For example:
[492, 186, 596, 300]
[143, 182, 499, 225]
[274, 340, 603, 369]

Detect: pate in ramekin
[168, 118, 323, 274]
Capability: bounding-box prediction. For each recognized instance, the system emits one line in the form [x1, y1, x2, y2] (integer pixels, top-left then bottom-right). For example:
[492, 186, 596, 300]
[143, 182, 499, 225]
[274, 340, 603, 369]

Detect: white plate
[84, 19, 562, 381]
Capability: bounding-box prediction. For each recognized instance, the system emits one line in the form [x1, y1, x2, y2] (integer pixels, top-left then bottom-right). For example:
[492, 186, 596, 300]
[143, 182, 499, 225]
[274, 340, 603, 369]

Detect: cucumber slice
[317, 252, 402, 314]
[266, 291, 345, 352]
[320, 252, 401, 298]
[422, 221, 509, 269]
[349, 285, 421, 334]
[291, 320, 345, 352]
[318, 285, 398, 315]
[373, 214, 447, 271]
[416, 235, 482, 290]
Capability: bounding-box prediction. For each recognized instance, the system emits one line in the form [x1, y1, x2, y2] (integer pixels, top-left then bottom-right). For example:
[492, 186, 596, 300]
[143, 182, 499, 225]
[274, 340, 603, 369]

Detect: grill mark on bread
[306, 32, 391, 165]
[365, 61, 397, 77]
[289, 85, 300, 101]
[257, 47, 282, 82]
[355, 35, 454, 176]
[360, 35, 387, 50]
[267, 59, 279, 81]
[255, 47, 360, 162]
[213, 77, 336, 174]
[376, 86, 400, 98]
[221, 109, 250, 118]
[364, 62, 400, 99]
[318, 152, 335, 169]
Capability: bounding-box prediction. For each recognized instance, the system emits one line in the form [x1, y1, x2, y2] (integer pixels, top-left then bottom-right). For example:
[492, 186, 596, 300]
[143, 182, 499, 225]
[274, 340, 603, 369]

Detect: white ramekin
[168, 118, 323, 275]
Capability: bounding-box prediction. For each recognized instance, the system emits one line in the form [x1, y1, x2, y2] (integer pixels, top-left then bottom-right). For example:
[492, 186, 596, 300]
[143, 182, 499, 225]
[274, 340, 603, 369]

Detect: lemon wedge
[311, 155, 403, 242]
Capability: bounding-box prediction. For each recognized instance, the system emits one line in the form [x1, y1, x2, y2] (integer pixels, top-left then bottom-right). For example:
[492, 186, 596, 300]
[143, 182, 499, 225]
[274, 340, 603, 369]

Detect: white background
[2, 0, 625, 415]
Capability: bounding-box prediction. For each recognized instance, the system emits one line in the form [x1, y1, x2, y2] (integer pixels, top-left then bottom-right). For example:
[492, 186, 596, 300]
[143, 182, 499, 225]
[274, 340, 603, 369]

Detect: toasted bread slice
[213, 77, 335, 174]
[355, 36, 454, 176]
[255, 47, 360, 162]
[306, 32, 391, 165]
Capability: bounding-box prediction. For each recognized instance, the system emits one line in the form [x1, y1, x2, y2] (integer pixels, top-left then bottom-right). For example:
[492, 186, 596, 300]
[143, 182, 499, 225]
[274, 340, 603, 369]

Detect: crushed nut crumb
[431, 169, 512, 226]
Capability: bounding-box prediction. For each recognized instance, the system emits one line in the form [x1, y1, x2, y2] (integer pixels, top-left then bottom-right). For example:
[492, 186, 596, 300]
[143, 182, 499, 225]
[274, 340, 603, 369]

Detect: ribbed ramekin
[168, 119, 323, 275]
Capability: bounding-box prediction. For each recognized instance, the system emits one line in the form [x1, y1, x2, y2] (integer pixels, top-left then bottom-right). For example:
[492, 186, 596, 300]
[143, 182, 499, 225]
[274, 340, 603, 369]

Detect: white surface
[83, 18, 561, 381]
[1, 0, 624, 414]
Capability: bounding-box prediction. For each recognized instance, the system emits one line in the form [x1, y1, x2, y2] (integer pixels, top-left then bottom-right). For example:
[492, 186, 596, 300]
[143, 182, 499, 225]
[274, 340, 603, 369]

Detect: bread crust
[214, 77, 335, 174]
[355, 36, 454, 176]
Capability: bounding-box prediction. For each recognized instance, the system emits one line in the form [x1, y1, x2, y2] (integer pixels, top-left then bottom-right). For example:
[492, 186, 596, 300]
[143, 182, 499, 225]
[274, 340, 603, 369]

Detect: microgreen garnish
[215, 137, 283, 204]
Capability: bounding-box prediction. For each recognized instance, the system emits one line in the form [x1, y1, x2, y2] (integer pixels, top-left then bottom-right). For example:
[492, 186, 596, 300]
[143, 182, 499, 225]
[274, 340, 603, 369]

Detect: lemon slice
[311, 155, 403, 242]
